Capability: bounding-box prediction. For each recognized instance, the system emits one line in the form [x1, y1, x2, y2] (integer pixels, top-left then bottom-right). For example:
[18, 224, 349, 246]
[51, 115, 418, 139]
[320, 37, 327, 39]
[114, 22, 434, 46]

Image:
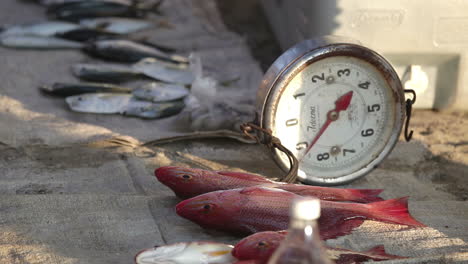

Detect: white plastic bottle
[267, 197, 334, 264]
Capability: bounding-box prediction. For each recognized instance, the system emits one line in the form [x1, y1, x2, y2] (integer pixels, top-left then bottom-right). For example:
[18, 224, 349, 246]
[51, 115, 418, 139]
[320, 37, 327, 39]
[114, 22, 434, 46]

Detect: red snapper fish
[155, 166, 383, 203]
[175, 187, 425, 240]
[232, 231, 406, 264]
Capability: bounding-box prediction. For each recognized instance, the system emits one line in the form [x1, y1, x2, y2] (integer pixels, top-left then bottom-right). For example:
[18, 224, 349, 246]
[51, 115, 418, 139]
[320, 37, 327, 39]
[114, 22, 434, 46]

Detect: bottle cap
[290, 197, 321, 220]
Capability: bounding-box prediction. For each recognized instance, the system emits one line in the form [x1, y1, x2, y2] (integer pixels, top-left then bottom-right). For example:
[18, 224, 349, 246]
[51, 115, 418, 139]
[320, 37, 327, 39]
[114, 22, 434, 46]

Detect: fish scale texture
[0, 0, 468, 264]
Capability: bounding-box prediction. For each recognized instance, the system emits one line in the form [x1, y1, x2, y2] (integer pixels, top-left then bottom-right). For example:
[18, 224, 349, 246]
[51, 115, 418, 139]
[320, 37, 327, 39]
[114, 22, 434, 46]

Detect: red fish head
[175, 190, 241, 231]
[232, 231, 286, 262]
[155, 166, 209, 198]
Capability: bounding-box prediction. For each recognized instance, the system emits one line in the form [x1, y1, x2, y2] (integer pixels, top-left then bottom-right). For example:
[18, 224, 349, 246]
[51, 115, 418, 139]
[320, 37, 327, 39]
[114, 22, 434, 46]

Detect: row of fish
[1, 25, 188, 66]
[0, 19, 155, 48]
[25, 0, 162, 21]
[5, 0, 196, 119]
[139, 166, 426, 263]
[135, 240, 404, 264]
[41, 81, 188, 118]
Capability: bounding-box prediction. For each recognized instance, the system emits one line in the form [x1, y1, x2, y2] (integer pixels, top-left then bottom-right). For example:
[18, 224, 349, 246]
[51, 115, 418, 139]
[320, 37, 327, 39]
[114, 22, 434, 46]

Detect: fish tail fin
[365, 245, 407, 259]
[349, 189, 384, 203]
[366, 197, 426, 227]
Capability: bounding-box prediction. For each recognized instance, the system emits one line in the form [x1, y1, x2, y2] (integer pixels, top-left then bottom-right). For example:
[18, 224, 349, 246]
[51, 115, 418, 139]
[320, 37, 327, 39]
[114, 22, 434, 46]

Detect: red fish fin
[365, 245, 407, 259]
[348, 189, 384, 203]
[320, 219, 365, 240]
[217, 171, 273, 183]
[366, 197, 426, 227]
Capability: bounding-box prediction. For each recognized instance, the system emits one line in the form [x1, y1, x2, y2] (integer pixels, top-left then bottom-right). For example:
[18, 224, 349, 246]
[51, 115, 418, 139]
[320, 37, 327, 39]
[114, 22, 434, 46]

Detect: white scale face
[272, 56, 397, 182]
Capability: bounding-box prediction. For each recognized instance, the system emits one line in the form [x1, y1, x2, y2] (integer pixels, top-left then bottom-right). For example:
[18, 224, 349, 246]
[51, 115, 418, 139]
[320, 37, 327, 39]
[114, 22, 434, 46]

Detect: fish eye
[257, 241, 269, 248]
[182, 174, 192, 180]
[77, 97, 82, 101]
[200, 203, 216, 214]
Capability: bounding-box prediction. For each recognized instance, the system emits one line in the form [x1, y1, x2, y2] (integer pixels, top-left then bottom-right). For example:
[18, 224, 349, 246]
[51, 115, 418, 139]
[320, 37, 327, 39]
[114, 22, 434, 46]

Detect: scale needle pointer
[302, 91, 354, 158]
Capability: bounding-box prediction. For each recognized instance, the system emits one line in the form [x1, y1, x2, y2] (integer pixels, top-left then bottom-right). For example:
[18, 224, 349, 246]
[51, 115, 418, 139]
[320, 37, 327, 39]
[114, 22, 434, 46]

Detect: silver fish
[0, 35, 83, 49]
[66, 93, 185, 118]
[132, 82, 189, 102]
[37, 0, 131, 6]
[122, 99, 185, 119]
[135, 242, 235, 264]
[133, 58, 194, 85]
[72, 63, 143, 83]
[66, 93, 131, 114]
[41, 82, 131, 96]
[56, 27, 118, 41]
[46, 0, 161, 21]
[0, 21, 80, 37]
[84, 40, 188, 64]
[79, 17, 153, 34]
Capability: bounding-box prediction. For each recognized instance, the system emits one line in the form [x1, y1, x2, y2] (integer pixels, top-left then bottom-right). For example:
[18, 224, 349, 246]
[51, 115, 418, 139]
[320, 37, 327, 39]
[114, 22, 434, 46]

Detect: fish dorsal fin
[217, 171, 273, 183]
[239, 186, 293, 197]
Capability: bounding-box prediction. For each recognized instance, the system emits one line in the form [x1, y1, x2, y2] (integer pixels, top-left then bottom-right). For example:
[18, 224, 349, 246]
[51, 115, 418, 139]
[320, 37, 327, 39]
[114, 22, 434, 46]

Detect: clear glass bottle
[267, 197, 334, 264]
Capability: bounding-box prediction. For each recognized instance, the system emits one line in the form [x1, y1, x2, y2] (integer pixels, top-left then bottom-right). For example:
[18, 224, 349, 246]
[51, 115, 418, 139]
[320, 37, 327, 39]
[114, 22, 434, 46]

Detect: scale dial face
[261, 41, 404, 185]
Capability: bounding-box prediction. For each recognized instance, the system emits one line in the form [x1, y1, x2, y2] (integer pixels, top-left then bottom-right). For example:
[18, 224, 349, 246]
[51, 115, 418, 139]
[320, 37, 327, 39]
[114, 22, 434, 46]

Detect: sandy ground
[0, 0, 467, 263]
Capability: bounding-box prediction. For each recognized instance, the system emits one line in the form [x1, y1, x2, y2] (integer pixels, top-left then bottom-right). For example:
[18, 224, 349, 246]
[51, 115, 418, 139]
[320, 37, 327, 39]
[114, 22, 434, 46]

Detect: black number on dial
[293, 93, 305, 99]
[296, 142, 308, 150]
[286, 119, 298, 127]
[368, 104, 381, 112]
[359, 81, 370, 89]
[337, 69, 351, 77]
[361, 129, 374, 137]
[311, 73, 325, 83]
[317, 153, 330, 161]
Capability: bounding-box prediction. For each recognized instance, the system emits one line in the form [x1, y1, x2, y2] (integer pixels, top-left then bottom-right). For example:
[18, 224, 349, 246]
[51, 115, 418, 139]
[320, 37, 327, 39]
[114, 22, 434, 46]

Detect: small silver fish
[46, 0, 141, 21]
[122, 99, 185, 119]
[84, 40, 188, 64]
[37, 0, 131, 6]
[133, 58, 194, 85]
[72, 63, 143, 83]
[66, 93, 131, 114]
[0, 21, 80, 37]
[79, 17, 152, 34]
[132, 82, 190, 102]
[135, 242, 236, 264]
[66, 93, 185, 118]
[41, 82, 131, 96]
[0, 35, 83, 49]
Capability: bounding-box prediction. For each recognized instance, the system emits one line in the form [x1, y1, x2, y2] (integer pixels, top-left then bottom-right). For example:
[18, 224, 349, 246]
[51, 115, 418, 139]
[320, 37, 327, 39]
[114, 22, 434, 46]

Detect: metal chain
[240, 122, 298, 183]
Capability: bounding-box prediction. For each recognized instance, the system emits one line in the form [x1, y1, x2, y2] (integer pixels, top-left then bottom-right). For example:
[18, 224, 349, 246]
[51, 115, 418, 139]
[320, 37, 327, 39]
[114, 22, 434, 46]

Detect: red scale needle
[302, 91, 354, 158]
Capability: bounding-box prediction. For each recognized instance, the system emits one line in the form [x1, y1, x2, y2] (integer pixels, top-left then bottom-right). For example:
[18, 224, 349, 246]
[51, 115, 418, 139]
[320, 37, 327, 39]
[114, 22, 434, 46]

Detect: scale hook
[404, 89, 417, 142]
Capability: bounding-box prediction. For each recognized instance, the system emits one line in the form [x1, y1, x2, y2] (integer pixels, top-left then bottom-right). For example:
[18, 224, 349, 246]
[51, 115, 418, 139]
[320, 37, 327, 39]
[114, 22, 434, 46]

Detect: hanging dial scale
[255, 36, 414, 185]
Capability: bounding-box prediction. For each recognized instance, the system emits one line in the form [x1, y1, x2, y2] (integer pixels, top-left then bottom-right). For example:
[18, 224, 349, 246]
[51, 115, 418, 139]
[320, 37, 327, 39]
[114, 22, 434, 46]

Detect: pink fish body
[175, 187, 425, 240]
[232, 231, 405, 264]
[155, 166, 383, 203]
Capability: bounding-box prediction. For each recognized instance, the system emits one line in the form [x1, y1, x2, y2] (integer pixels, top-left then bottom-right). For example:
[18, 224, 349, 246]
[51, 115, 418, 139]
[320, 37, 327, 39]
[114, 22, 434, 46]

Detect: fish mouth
[154, 166, 180, 182]
[154, 166, 168, 180]
[175, 199, 190, 216]
[230, 246, 238, 257]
